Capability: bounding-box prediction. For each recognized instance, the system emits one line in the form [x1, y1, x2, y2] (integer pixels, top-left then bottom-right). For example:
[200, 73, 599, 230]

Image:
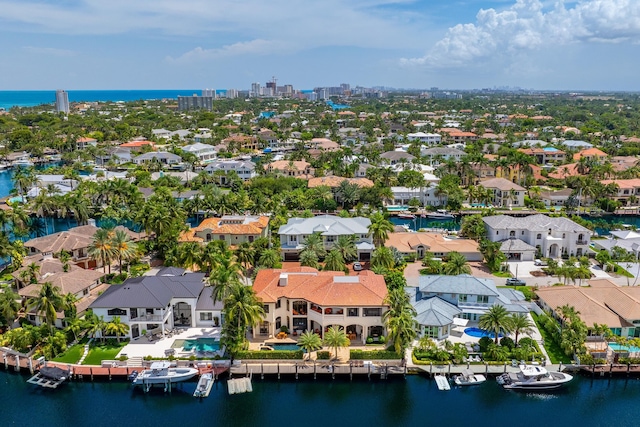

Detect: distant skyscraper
[178, 95, 214, 111]
[251, 82, 261, 97]
[202, 88, 215, 97]
[55, 89, 69, 113]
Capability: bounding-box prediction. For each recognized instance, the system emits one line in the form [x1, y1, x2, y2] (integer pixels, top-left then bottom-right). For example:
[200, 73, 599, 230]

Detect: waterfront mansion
[252, 268, 388, 344]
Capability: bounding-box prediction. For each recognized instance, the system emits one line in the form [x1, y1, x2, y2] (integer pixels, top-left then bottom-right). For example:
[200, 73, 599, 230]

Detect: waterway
[2, 371, 640, 426]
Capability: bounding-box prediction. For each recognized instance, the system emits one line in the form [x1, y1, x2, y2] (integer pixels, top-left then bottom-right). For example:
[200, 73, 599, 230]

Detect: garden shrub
[478, 336, 492, 352]
[235, 350, 303, 360]
[316, 351, 331, 360]
[350, 350, 401, 360]
[500, 337, 515, 350]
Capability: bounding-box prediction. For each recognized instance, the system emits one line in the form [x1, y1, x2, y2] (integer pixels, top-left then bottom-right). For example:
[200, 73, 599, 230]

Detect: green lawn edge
[530, 311, 572, 364]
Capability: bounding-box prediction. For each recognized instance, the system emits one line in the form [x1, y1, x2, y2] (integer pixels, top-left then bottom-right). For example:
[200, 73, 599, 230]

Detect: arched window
[509, 231, 515, 237]
[536, 234, 542, 239]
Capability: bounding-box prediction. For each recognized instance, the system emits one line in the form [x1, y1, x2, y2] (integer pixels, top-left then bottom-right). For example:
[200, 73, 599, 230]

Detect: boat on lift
[427, 209, 456, 219]
[131, 362, 199, 386]
[497, 364, 573, 391]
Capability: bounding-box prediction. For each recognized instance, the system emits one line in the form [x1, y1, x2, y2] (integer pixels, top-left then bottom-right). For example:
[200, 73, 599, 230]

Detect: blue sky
[1, 0, 639, 91]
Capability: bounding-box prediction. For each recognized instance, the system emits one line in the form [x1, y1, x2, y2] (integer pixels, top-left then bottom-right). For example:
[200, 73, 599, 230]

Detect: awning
[453, 317, 469, 327]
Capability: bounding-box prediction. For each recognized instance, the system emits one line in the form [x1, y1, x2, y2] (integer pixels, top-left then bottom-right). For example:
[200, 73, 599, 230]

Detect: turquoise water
[0, 90, 200, 110]
[386, 205, 409, 211]
[464, 327, 503, 339]
[390, 216, 461, 231]
[609, 343, 640, 353]
[270, 343, 301, 351]
[3, 371, 640, 426]
[183, 338, 220, 352]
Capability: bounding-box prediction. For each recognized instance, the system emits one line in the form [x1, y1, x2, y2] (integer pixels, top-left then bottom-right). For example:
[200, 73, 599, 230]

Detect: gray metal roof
[204, 160, 256, 171]
[421, 147, 466, 156]
[500, 238, 537, 252]
[483, 214, 592, 233]
[90, 272, 205, 309]
[414, 296, 461, 327]
[418, 274, 499, 297]
[279, 215, 371, 236]
[380, 151, 416, 161]
[195, 286, 225, 311]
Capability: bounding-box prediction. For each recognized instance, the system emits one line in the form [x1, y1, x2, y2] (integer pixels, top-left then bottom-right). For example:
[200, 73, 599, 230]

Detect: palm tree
[223, 283, 265, 355]
[28, 282, 64, 333]
[332, 235, 357, 263]
[88, 228, 115, 273]
[383, 288, 417, 355]
[299, 249, 320, 269]
[478, 305, 513, 344]
[0, 286, 20, 327]
[105, 316, 130, 342]
[26, 262, 41, 284]
[371, 246, 395, 270]
[368, 212, 394, 247]
[510, 313, 534, 345]
[301, 232, 326, 259]
[257, 248, 281, 269]
[297, 330, 323, 361]
[175, 242, 203, 270]
[443, 252, 472, 275]
[64, 317, 86, 342]
[323, 326, 350, 360]
[86, 313, 106, 341]
[209, 253, 243, 303]
[111, 229, 138, 273]
[234, 242, 255, 275]
[57, 250, 72, 272]
[323, 249, 346, 272]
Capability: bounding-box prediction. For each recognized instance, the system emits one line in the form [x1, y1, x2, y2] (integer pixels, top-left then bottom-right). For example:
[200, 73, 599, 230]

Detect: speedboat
[497, 364, 573, 391]
[397, 212, 416, 219]
[193, 373, 214, 398]
[131, 361, 199, 385]
[427, 209, 455, 219]
[454, 369, 486, 386]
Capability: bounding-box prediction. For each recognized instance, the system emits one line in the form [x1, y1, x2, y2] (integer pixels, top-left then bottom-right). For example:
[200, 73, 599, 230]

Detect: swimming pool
[609, 343, 640, 353]
[267, 343, 302, 351]
[181, 338, 220, 352]
[386, 205, 409, 212]
[464, 327, 503, 339]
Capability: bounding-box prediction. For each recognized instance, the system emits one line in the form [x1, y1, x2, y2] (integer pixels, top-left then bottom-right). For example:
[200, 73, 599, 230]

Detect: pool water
[609, 343, 640, 353]
[182, 338, 220, 352]
[386, 205, 409, 212]
[270, 343, 302, 351]
[464, 327, 503, 339]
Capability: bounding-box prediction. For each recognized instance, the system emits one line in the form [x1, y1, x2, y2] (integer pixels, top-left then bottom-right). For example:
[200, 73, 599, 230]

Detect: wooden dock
[229, 360, 406, 380]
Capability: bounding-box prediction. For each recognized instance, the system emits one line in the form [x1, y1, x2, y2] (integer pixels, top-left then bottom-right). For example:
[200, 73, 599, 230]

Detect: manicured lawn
[492, 271, 512, 278]
[82, 341, 128, 365]
[53, 343, 85, 364]
[498, 285, 536, 301]
[530, 312, 572, 364]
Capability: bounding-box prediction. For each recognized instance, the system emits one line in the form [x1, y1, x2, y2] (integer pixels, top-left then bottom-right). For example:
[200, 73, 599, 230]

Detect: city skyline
[1, 0, 639, 91]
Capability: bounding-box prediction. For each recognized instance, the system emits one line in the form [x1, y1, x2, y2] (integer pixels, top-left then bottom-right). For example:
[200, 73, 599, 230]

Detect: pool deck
[117, 327, 221, 359]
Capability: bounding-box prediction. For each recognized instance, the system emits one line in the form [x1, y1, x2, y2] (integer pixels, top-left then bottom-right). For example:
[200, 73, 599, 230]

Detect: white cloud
[402, 0, 640, 69]
[166, 39, 294, 63]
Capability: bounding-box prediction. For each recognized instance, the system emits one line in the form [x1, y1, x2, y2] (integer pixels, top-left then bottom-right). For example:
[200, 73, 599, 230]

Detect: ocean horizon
[0, 90, 203, 110]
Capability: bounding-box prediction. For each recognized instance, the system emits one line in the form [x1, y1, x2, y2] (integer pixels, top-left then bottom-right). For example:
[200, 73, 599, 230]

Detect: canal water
[2, 371, 640, 427]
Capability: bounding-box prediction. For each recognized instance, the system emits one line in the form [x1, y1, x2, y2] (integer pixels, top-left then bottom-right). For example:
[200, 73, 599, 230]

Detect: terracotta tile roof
[253, 268, 387, 306]
[179, 215, 269, 242]
[307, 177, 374, 188]
[601, 179, 640, 189]
[120, 140, 154, 148]
[547, 163, 581, 179]
[18, 268, 105, 298]
[573, 147, 607, 161]
[385, 232, 480, 255]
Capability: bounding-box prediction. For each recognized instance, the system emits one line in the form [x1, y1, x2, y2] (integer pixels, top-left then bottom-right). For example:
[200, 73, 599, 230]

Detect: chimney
[278, 273, 288, 287]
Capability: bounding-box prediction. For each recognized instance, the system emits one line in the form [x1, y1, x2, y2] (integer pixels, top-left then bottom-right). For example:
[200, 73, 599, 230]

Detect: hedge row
[235, 350, 304, 360]
[350, 349, 401, 360]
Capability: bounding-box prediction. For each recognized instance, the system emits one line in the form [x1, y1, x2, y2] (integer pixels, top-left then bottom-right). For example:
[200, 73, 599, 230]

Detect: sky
[0, 0, 639, 91]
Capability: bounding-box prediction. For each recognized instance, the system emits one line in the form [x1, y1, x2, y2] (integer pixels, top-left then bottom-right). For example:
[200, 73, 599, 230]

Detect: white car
[534, 259, 547, 266]
[353, 262, 363, 271]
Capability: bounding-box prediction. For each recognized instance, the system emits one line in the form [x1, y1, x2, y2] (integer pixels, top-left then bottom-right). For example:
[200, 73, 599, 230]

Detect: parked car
[353, 262, 363, 271]
[505, 278, 526, 286]
[534, 259, 547, 266]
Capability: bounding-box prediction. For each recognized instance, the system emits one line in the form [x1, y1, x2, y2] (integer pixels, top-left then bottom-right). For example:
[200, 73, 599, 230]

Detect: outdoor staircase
[127, 356, 144, 367]
[77, 339, 93, 365]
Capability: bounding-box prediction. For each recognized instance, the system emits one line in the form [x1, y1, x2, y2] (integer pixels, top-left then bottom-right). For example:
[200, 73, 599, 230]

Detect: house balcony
[130, 313, 165, 322]
[576, 240, 588, 245]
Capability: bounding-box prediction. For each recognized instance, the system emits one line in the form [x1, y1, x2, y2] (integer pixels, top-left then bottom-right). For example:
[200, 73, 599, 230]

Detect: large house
[390, 185, 443, 207]
[385, 232, 481, 261]
[204, 160, 256, 183]
[252, 268, 388, 344]
[90, 268, 223, 339]
[265, 160, 314, 179]
[600, 179, 640, 206]
[519, 147, 566, 164]
[278, 215, 374, 261]
[421, 147, 466, 166]
[477, 178, 526, 208]
[133, 151, 182, 166]
[536, 279, 640, 337]
[179, 215, 270, 247]
[181, 142, 218, 163]
[406, 132, 441, 145]
[409, 275, 528, 340]
[483, 214, 592, 259]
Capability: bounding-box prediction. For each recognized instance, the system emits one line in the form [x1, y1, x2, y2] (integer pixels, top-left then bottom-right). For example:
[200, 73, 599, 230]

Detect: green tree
[478, 305, 513, 344]
[371, 246, 395, 270]
[323, 325, 350, 360]
[28, 282, 64, 333]
[105, 316, 130, 342]
[332, 234, 357, 263]
[297, 330, 323, 361]
[111, 229, 138, 273]
[222, 283, 265, 357]
[323, 249, 346, 272]
[510, 313, 534, 345]
[299, 249, 320, 269]
[460, 214, 487, 241]
[301, 232, 327, 259]
[479, 239, 506, 273]
[368, 211, 394, 247]
[88, 228, 115, 273]
[383, 288, 417, 355]
[0, 286, 20, 327]
[443, 252, 471, 275]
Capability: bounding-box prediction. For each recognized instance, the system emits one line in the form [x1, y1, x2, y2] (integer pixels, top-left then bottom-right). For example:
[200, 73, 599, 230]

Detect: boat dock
[26, 365, 71, 389]
[229, 360, 406, 380]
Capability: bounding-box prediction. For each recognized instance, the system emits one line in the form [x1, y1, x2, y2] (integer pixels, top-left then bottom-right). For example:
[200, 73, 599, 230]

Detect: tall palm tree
[86, 313, 106, 341]
[105, 316, 130, 342]
[209, 253, 243, 304]
[0, 286, 20, 327]
[57, 250, 72, 272]
[443, 252, 472, 275]
[323, 249, 346, 272]
[257, 248, 281, 269]
[510, 313, 534, 345]
[301, 232, 326, 259]
[323, 325, 350, 360]
[297, 330, 323, 361]
[234, 242, 255, 275]
[383, 288, 417, 355]
[28, 282, 64, 333]
[223, 283, 265, 355]
[368, 212, 394, 247]
[88, 228, 115, 273]
[299, 249, 320, 269]
[371, 246, 395, 270]
[478, 305, 513, 344]
[332, 234, 357, 263]
[111, 229, 138, 273]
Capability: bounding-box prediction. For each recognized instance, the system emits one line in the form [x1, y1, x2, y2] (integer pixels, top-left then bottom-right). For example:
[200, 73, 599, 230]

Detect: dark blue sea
[0, 90, 201, 110]
[2, 371, 640, 427]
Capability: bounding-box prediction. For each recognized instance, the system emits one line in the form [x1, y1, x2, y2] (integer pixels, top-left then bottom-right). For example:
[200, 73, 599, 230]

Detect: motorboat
[12, 159, 34, 167]
[427, 209, 456, 219]
[497, 364, 573, 391]
[131, 361, 199, 386]
[193, 373, 214, 398]
[397, 212, 416, 219]
[454, 369, 486, 386]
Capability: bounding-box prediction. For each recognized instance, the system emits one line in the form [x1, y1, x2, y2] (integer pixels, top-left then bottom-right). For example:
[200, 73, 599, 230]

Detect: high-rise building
[178, 95, 214, 111]
[251, 82, 261, 97]
[55, 89, 69, 114]
[202, 88, 215, 97]
[226, 89, 239, 99]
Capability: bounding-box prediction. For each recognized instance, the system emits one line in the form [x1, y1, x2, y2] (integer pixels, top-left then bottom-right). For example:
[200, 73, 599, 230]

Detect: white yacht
[454, 369, 486, 386]
[193, 373, 214, 398]
[497, 364, 573, 391]
[131, 362, 199, 386]
[427, 209, 456, 219]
